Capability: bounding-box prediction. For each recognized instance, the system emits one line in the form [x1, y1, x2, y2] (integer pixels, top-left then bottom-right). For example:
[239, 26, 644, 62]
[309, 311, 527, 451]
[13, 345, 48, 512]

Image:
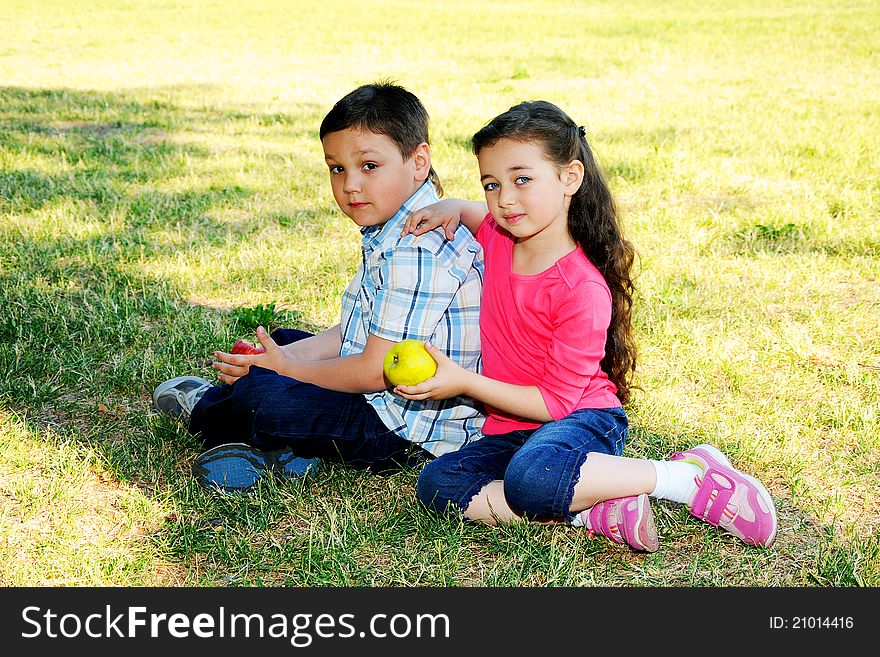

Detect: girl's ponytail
[566, 129, 637, 404]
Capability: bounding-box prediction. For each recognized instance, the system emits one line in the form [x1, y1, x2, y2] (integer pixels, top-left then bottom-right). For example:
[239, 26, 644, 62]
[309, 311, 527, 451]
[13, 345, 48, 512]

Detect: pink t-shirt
[476, 214, 620, 435]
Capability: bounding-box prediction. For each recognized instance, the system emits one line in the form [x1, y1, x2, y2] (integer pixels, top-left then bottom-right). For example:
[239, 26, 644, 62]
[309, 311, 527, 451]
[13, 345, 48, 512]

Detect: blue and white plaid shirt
[339, 181, 485, 456]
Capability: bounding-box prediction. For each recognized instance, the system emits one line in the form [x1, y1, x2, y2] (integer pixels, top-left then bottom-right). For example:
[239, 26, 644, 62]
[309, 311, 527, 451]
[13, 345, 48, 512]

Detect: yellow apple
[383, 339, 438, 386]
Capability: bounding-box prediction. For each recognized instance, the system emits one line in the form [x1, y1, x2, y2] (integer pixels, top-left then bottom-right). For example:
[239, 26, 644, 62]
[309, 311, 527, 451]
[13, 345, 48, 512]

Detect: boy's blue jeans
[416, 407, 628, 520]
[189, 328, 423, 473]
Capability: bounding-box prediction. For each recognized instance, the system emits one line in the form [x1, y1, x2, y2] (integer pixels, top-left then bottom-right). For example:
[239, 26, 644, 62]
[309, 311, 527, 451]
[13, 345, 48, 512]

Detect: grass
[1, 0, 878, 587]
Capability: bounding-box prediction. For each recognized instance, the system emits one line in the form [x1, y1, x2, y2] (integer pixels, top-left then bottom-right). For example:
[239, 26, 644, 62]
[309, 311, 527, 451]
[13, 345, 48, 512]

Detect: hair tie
[578, 125, 586, 139]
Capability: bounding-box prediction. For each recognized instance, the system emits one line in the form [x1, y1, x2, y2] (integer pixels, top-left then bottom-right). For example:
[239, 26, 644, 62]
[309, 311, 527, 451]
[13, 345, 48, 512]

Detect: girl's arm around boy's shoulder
[401, 198, 488, 241]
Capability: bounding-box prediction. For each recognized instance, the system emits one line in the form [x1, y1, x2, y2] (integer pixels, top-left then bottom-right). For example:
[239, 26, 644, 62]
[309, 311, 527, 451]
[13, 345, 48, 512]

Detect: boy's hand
[212, 326, 286, 384]
[393, 343, 471, 401]
[401, 200, 462, 240]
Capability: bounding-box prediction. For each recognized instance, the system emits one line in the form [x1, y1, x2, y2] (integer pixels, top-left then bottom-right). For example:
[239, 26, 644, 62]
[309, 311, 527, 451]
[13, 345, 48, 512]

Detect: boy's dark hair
[473, 101, 638, 405]
[319, 81, 443, 196]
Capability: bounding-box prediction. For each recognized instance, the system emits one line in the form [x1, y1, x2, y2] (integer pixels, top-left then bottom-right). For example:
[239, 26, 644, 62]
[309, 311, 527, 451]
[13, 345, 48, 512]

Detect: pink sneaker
[579, 493, 659, 552]
[670, 444, 777, 547]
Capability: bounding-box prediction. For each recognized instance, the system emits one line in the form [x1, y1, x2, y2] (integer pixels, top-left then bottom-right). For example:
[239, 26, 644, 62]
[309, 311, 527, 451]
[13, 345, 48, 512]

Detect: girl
[398, 101, 777, 551]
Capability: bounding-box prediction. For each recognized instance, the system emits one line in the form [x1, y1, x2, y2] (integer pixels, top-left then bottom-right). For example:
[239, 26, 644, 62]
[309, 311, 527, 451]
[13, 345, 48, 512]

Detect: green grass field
[1, 0, 878, 586]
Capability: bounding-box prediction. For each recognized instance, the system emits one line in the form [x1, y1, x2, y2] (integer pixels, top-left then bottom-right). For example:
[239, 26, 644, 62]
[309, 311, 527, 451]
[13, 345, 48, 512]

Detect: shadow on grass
[0, 86, 330, 575]
[723, 220, 880, 256]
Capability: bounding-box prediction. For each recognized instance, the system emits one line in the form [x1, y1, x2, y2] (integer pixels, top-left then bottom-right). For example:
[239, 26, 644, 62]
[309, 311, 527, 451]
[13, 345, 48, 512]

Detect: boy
[153, 82, 485, 492]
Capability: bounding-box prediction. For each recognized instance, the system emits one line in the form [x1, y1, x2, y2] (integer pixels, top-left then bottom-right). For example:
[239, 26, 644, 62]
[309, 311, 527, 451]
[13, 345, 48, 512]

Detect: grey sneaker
[152, 376, 212, 423]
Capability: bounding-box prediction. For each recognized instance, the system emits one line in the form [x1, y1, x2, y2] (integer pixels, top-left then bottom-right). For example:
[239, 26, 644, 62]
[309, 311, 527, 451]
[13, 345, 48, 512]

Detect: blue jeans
[416, 407, 628, 520]
[189, 329, 424, 473]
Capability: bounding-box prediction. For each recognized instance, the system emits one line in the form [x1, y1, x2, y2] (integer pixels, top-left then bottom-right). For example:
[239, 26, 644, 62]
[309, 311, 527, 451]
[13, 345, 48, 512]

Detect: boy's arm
[213, 327, 393, 393]
[402, 199, 488, 240]
[280, 323, 342, 360]
[272, 331, 394, 393]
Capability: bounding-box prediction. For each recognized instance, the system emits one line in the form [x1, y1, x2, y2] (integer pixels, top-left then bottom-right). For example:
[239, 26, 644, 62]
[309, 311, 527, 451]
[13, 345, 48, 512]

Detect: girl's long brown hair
[472, 101, 638, 404]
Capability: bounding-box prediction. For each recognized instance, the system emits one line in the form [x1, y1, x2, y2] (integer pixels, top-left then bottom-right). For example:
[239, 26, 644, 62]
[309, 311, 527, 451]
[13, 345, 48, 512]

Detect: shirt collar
[360, 180, 439, 251]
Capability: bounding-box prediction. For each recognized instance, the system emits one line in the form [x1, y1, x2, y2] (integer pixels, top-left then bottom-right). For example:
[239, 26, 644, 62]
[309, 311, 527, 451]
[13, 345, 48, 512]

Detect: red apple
[231, 339, 265, 355]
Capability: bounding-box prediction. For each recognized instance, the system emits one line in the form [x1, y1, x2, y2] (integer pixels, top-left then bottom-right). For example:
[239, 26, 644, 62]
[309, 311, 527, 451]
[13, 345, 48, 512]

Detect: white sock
[570, 512, 585, 528]
[649, 459, 702, 505]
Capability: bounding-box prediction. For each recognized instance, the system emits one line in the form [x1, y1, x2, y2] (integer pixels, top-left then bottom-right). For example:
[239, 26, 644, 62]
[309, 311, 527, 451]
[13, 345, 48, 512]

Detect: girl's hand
[393, 343, 472, 401]
[401, 200, 462, 240]
[212, 326, 286, 384]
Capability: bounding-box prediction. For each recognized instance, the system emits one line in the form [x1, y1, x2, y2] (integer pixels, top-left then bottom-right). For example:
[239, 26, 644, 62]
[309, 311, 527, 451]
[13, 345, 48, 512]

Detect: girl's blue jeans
[188, 328, 423, 473]
[416, 407, 628, 520]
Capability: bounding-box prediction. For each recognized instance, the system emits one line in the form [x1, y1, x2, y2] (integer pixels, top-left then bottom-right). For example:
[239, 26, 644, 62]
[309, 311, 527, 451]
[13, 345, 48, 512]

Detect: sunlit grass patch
[0, 410, 181, 585]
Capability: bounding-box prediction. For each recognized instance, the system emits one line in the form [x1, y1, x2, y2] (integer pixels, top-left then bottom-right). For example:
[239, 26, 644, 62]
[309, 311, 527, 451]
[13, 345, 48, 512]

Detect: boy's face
[322, 128, 430, 228]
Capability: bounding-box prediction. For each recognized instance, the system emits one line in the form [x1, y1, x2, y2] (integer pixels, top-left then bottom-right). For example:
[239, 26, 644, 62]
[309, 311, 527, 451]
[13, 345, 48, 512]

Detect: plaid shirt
[339, 181, 485, 456]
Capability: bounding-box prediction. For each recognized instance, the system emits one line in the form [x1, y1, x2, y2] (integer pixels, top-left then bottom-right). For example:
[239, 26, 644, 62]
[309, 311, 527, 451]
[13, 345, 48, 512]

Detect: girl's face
[477, 138, 583, 244]
[322, 128, 430, 228]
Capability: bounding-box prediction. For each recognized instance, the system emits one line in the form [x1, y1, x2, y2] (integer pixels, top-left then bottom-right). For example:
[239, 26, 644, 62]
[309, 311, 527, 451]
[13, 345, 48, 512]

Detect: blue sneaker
[193, 443, 319, 493]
